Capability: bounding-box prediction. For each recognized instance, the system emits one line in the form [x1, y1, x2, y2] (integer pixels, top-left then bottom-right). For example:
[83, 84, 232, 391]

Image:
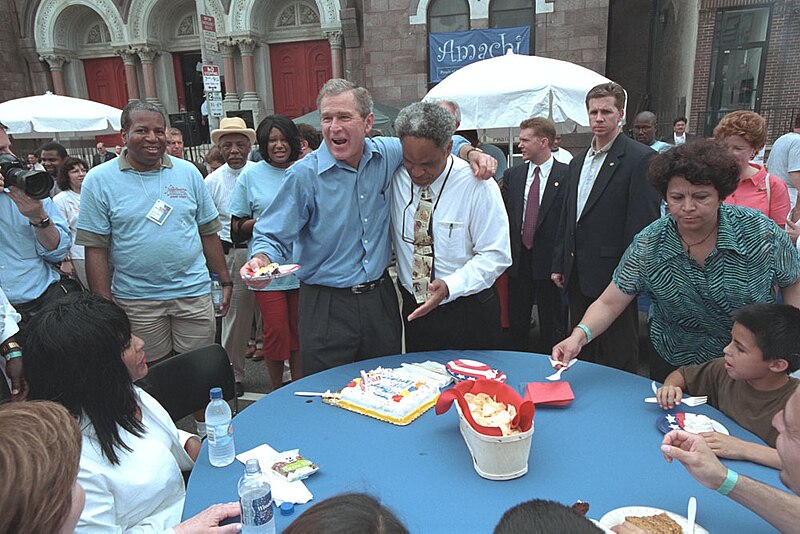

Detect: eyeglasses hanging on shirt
[401, 156, 454, 304]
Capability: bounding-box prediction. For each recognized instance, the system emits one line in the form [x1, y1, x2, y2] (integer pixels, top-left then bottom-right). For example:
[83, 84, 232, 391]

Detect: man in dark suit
[91, 142, 116, 167]
[551, 82, 660, 372]
[671, 117, 697, 145]
[504, 118, 567, 353]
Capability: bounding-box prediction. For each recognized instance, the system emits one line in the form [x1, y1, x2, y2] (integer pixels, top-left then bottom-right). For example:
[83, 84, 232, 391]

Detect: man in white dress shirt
[204, 117, 256, 397]
[390, 102, 511, 352]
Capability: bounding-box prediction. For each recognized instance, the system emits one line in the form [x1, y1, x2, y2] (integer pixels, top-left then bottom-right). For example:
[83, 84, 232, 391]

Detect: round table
[184, 351, 781, 532]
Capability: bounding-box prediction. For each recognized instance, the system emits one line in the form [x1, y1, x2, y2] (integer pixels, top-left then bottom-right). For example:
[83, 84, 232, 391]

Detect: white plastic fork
[546, 358, 577, 381]
[644, 395, 708, 406]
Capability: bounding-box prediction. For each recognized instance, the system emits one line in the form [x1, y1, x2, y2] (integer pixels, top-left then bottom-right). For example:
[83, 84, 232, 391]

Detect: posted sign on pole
[201, 14, 219, 53]
[202, 65, 221, 92]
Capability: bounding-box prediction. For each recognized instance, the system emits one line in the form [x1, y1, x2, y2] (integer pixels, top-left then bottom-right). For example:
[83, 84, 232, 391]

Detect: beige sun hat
[211, 117, 256, 145]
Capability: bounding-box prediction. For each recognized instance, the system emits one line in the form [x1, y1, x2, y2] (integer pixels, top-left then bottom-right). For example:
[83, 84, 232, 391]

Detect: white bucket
[456, 405, 534, 480]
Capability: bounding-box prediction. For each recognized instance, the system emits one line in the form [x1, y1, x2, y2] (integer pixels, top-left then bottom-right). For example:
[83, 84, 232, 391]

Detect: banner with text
[428, 26, 531, 83]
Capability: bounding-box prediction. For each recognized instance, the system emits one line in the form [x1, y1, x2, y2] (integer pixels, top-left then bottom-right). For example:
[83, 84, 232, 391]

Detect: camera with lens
[0, 153, 54, 200]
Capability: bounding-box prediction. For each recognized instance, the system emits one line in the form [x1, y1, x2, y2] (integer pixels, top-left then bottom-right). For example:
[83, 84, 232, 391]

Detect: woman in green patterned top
[553, 139, 800, 381]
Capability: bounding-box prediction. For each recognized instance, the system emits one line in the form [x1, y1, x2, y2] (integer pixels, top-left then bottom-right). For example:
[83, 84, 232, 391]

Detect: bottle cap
[209, 387, 223, 400]
[211, 273, 220, 280]
[244, 458, 261, 475]
[280, 502, 294, 516]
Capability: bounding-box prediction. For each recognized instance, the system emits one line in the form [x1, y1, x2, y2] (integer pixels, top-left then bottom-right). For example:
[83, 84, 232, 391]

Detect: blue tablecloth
[183, 351, 781, 533]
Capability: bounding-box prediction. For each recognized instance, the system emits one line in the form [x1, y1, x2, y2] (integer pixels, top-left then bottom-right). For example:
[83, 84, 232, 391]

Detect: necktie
[521, 166, 541, 249]
[412, 186, 434, 304]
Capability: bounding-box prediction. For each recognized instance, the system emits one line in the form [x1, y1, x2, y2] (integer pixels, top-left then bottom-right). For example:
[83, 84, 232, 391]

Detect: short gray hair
[317, 79, 373, 118]
[121, 100, 164, 131]
[432, 99, 461, 124]
[395, 102, 456, 149]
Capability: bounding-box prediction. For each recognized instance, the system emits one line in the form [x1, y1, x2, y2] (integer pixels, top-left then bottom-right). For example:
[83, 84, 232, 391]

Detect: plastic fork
[546, 358, 577, 381]
[644, 396, 708, 406]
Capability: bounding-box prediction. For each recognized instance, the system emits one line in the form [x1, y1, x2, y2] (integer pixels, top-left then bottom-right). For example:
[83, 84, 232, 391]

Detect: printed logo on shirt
[164, 185, 189, 199]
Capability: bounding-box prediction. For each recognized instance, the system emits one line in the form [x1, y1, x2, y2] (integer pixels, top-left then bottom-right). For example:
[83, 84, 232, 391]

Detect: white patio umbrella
[423, 51, 619, 164]
[0, 92, 123, 139]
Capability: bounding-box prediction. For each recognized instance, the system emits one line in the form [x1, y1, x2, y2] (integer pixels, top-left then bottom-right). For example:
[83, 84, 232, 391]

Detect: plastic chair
[137, 343, 238, 421]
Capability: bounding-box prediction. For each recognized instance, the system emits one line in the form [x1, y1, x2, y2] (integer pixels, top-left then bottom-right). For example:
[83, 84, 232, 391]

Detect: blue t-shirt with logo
[77, 155, 220, 300]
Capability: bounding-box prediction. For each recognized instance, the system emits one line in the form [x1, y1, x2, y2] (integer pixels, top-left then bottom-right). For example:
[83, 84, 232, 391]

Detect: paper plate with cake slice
[656, 412, 730, 435]
[445, 359, 507, 382]
[242, 263, 301, 281]
[599, 506, 709, 533]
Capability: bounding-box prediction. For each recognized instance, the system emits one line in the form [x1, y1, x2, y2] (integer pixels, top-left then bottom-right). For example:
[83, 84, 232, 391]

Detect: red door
[84, 57, 128, 146]
[270, 40, 332, 118]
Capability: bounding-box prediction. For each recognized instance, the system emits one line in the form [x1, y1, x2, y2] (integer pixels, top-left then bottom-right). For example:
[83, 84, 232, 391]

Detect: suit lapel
[581, 136, 625, 218]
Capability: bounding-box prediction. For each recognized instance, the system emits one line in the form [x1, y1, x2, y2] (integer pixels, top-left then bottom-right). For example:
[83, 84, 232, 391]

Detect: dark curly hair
[56, 157, 88, 192]
[648, 138, 740, 200]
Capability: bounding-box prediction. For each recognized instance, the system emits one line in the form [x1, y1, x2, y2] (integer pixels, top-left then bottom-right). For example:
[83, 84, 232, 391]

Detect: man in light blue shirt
[633, 111, 672, 153]
[76, 101, 231, 363]
[0, 124, 71, 319]
[243, 79, 497, 374]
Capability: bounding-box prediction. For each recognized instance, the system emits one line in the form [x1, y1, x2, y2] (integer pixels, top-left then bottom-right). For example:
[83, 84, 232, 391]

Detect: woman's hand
[184, 436, 202, 462]
[656, 385, 683, 410]
[173, 502, 241, 534]
[551, 329, 585, 366]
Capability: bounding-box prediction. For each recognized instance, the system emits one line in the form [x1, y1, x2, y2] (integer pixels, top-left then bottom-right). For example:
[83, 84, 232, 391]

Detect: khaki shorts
[115, 294, 215, 363]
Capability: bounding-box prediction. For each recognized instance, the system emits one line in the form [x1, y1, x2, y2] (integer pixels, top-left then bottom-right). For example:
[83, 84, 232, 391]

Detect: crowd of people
[2, 76, 800, 532]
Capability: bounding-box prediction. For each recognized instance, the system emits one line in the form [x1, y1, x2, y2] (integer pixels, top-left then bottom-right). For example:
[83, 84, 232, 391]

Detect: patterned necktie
[521, 166, 541, 249]
[411, 186, 434, 304]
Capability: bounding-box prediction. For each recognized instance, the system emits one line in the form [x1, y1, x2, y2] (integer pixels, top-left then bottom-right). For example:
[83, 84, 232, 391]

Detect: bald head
[633, 111, 658, 145]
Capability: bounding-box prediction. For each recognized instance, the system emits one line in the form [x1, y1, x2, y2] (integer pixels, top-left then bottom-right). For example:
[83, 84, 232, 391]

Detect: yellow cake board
[324, 393, 440, 426]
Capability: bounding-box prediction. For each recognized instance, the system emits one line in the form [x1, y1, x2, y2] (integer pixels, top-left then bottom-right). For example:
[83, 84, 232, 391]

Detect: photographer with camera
[0, 123, 72, 325]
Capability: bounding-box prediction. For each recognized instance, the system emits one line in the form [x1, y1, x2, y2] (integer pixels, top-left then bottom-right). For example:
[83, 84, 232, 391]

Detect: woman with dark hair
[53, 156, 89, 286]
[283, 493, 409, 534]
[22, 292, 240, 533]
[229, 114, 303, 390]
[553, 139, 800, 381]
[714, 110, 790, 226]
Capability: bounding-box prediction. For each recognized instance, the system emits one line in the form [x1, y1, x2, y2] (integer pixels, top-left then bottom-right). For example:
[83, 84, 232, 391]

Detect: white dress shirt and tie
[391, 155, 511, 352]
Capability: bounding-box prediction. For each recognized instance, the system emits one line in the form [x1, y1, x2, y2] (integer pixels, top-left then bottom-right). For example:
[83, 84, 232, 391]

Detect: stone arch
[35, 0, 126, 51]
[127, 0, 226, 43]
[230, 0, 342, 35]
[409, 0, 553, 25]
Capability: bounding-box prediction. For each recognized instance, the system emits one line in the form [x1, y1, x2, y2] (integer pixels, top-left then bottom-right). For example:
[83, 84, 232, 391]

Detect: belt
[302, 271, 389, 295]
[221, 241, 248, 254]
[350, 274, 386, 294]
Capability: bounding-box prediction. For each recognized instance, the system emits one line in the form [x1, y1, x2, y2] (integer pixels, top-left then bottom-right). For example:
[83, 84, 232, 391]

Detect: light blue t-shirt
[77, 155, 220, 300]
[229, 161, 299, 291]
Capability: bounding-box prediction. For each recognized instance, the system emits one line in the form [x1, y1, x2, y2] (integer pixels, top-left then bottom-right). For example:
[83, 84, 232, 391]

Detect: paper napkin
[524, 382, 575, 406]
[236, 444, 313, 504]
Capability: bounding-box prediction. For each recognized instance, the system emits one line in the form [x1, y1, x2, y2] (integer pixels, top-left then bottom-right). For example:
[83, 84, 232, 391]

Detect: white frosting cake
[328, 366, 440, 425]
[682, 413, 716, 433]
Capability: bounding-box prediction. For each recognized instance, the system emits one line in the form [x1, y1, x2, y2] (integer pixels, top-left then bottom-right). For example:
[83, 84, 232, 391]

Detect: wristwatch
[30, 216, 51, 228]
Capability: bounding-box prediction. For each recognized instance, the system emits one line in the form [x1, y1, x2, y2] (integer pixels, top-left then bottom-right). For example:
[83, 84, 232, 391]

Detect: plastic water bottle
[205, 387, 235, 467]
[238, 459, 276, 534]
[210, 273, 223, 317]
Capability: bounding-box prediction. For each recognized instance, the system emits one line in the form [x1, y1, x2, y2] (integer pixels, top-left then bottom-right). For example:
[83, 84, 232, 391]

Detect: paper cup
[456, 405, 534, 480]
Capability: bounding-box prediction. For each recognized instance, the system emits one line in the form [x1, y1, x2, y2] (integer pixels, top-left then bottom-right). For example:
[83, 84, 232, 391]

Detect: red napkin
[524, 382, 575, 406]
[435, 378, 534, 436]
